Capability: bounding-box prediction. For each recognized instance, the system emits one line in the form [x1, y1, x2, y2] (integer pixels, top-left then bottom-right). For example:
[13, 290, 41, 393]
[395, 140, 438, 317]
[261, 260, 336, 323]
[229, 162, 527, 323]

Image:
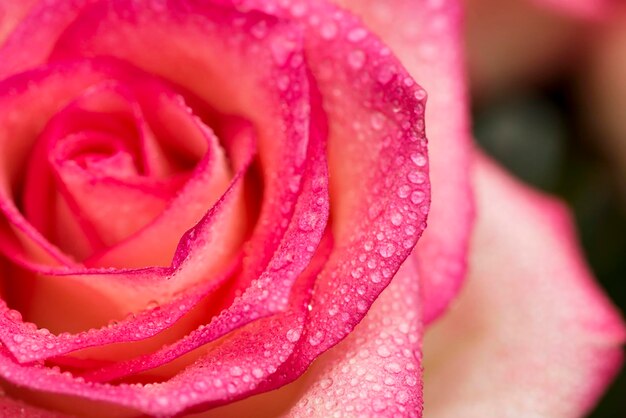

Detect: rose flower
[0, 0, 623, 417]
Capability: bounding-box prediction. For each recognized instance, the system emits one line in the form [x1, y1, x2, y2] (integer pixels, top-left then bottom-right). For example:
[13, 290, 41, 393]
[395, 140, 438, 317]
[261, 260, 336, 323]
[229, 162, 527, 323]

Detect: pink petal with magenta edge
[77, 104, 329, 383]
[23, 81, 210, 262]
[0, 105, 328, 416]
[0, 60, 250, 309]
[422, 153, 626, 418]
[0, 59, 257, 354]
[161, 3, 432, 412]
[197, 254, 424, 418]
[336, 0, 474, 324]
[0, 0, 430, 415]
[283, 255, 424, 418]
[48, 0, 321, 293]
[0, 0, 325, 383]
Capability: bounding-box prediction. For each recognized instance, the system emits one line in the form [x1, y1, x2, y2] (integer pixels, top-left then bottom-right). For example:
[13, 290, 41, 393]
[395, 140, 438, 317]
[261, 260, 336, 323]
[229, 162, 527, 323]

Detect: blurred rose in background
[464, 0, 626, 415]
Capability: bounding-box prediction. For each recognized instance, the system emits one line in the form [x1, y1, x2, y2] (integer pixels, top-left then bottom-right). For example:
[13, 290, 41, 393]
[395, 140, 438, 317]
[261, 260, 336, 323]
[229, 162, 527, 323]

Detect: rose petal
[75, 90, 329, 382]
[0, 0, 430, 415]
[0, 394, 72, 418]
[0, 0, 99, 79]
[23, 81, 204, 262]
[0, 1, 39, 46]
[48, 0, 320, 281]
[76, 83, 231, 268]
[283, 256, 423, 418]
[0, 60, 250, 325]
[335, 0, 474, 324]
[0, 187, 326, 417]
[422, 153, 626, 418]
[0, 1, 324, 373]
[197, 255, 423, 418]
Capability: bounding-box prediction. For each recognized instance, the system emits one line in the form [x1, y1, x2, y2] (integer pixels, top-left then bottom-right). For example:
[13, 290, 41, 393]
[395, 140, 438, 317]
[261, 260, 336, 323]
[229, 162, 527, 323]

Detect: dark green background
[473, 82, 625, 417]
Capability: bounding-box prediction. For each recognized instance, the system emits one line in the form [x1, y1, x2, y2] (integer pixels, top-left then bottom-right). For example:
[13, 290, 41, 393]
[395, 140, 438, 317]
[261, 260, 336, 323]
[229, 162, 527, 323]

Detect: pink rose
[0, 1, 623, 418]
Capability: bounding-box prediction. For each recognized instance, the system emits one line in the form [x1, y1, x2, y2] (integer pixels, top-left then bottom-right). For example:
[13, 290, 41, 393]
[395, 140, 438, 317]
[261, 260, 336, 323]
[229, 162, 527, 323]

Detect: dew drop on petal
[378, 242, 396, 258]
[320, 21, 338, 39]
[286, 328, 302, 342]
[320, 378, 333, 389]
[377, 345, 391, 358]
[347, 27, 367, 42]
[410, 190, 425, 204]
[347, 49, 366, 70]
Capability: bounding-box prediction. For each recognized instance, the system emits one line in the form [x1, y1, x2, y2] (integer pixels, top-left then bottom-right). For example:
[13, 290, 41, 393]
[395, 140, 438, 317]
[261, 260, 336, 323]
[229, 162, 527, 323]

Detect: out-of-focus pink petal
[0, 395, 72, 418]
[423, 153, 626, 418]
[335, 0, 474, 323]
[0, 1, 39, 46]
[0, 0, 97, 79]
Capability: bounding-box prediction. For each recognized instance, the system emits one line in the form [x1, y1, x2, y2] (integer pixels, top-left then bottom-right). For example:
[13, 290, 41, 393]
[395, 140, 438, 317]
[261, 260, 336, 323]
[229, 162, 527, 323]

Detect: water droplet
[357, 299, 368, 312]
[411, 190, 425, 204]
[396, 390, 409, 405]
[320, 378, 333, 389]
[378, 243, 396, 258]
[347, 27, 367, 42]
[347, 49, 366, 70]
[397, 185, 411, 198]
[405, 374, 418, 387]
[290, 2, 307, 17]
[250, 21, 268, 39]
[376, 65, 395, 84]
[286, 327, 302, 342]
[377, 345, 392, 358]
[410, 152, 426, 166]
[405, 225, 417, 236]
[5, 310, 22, 321]
[370, 112, 385, 130]
[298, 212, 319, 231]
[230, 366, 243, 377]
[308, 330, 325, 346]
[372, 399, 387, 412]
[414, 88, 427, 100]
[320, 22, 338, 39]
[407, 170, 426, 184]
[390, 212, 403, 226]
[277, 74, 290, 91]
[156, 396, 170, 407]
[385, 362, 402, 374]
[271, 37, 297, 66]
[350, 268, 364, 279]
